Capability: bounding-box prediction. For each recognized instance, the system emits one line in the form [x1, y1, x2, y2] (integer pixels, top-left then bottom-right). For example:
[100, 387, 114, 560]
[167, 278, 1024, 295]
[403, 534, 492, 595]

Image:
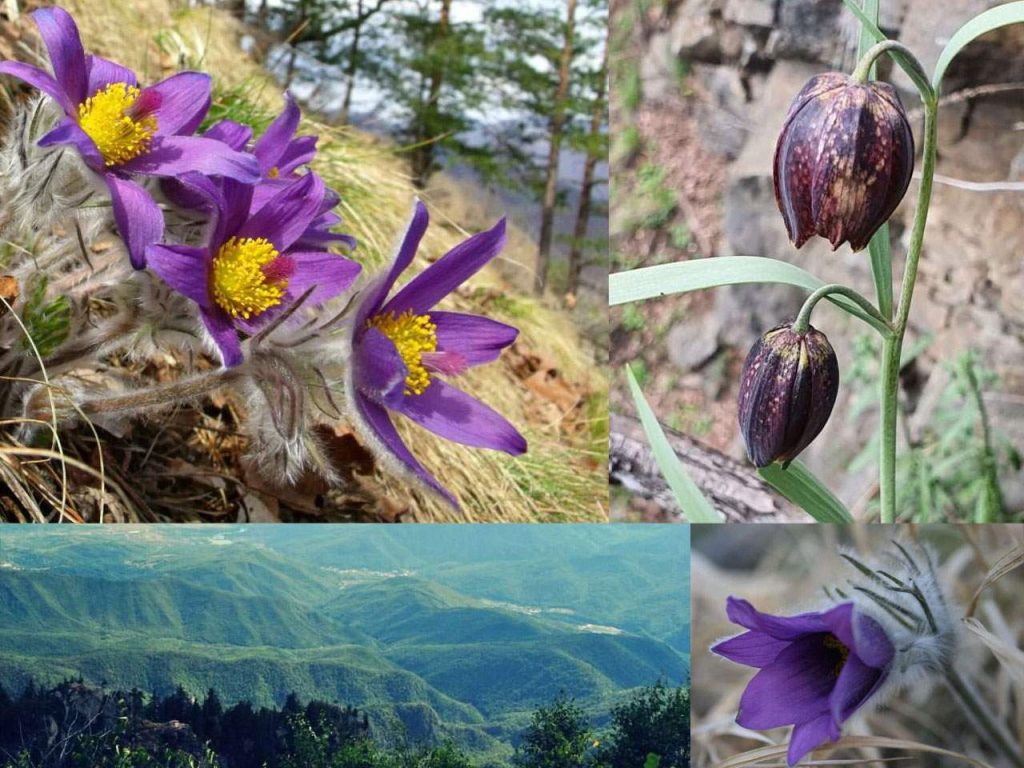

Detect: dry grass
[1, 0, 607, 522]
[691, 525, 1024, 767]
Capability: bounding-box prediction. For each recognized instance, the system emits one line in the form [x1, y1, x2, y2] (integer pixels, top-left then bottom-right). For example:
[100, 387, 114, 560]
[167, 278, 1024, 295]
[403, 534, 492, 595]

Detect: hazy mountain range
[0, 526, 688, 760]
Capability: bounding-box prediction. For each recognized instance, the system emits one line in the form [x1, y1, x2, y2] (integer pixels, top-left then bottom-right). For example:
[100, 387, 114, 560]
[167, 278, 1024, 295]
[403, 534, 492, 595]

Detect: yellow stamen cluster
[267, 166, 280, 178]
[367, 310, 438, 396]
[77, 83, 157, 166]
[823, 634, 850, 678]
[211, 237, 287, 319]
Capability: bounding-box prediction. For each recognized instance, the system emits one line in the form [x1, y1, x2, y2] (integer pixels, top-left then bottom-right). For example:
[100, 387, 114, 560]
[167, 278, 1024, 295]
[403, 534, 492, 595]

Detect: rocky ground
[611, 0, 1024, 519]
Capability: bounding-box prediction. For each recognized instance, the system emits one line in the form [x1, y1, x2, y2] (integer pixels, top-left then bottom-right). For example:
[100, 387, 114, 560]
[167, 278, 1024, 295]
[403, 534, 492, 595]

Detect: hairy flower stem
[946, 668, 1024, 767]
[792, 284, 893, 336]
[76, 370, 240, 417]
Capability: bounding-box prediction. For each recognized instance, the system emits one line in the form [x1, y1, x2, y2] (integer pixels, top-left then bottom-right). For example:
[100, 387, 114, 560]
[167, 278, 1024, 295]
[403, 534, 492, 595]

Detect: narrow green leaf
[933, 2, 1024, 88]
[759, 460, 854, 523]
[624, 364, 722, 523]
[867, 224, 893, 320]
[610, 256, 890, 335]
[857, 0, 880, 75]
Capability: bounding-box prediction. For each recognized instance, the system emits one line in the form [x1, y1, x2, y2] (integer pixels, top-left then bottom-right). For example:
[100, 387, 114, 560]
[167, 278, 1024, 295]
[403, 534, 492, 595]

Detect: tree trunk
[411, 0, 451, 188]
[339, 0, 365, 125]
[535, 0, 577, 294]
[609, 413, 797, 522]
[568, 34, 607, 296]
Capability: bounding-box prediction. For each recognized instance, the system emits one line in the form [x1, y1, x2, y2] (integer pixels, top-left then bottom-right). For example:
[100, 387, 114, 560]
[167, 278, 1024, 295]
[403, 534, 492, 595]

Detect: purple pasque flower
[252, 92, 317, 182]
[146, 172, 361, 367]
[0, 7, 259, 268]
[347, 201, 527, 507]
[712, 597, 894, 767]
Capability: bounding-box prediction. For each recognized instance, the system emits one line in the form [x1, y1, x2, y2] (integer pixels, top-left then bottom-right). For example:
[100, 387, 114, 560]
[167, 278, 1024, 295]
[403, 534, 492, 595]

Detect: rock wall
[636, 0, 1024, 508]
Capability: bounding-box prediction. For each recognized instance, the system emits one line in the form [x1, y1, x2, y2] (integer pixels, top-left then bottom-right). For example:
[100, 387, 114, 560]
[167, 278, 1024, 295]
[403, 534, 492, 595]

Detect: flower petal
[145, 243, 212, 307]
[725, 596, 833, 640]
[284, 251, 361, 307]
[829, 654, 884, 727]
[0, 61, 76, 115]
[32, 7, 87, 105]
[118, 135, 260, 181]
[399, 379, 527, 455]
[104, 174, 165, 269]
[736, 635, 835, 730]
[253, 91, 300, 174]
[276, 134, 317, 176]
[354, 394, 456, 506]
[237, 172, 324, 251]
[202, 119, 253, 150]
[431, 311, 518, 367]
[355, 200, 430, 326]
[85, 54, 137, 94]
[384, 216, 506, 315]
[786, 713, 834, 767]
[38, 117, 104, 168]
[712, 630, 792, 669]
[143, 72, 212, 136]
[200, 306, 242, 367]
[355, 327, 407, 410]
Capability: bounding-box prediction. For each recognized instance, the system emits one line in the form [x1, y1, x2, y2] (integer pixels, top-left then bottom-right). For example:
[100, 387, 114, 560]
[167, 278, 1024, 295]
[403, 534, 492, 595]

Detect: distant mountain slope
[0, 527, 689, 760]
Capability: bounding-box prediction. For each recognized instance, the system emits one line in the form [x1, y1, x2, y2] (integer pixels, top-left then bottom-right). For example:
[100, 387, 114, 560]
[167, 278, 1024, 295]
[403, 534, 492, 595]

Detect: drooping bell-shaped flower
[774, 72, 914, 252]
[737, 322, 839, 468]
[712, 597, 895, 766]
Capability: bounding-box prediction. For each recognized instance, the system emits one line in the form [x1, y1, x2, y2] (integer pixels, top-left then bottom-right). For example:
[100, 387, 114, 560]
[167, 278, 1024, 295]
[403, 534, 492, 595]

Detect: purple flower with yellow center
[0, 7, 259, 268]
[712, 597, 894, 767]
[146, 172, 360, 367]
[347, 201, 527, 506]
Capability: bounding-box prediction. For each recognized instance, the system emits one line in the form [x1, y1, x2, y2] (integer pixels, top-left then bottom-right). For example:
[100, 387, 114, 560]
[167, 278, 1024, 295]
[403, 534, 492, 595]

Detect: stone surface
[667, 313, 721, 371]
[692, 64, 751, 159]
[766, 0, 852, 65]
[723, 0, 774, 27]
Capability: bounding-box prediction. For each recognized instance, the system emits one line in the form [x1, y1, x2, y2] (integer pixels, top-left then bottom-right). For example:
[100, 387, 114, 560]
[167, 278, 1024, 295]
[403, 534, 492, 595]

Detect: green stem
[946, 668, 1024, 768]
[878, 94, 938, 522]
[792, 283, 893, 336]
[851, 40, 934, 100]
[961, 354, 1003, 521]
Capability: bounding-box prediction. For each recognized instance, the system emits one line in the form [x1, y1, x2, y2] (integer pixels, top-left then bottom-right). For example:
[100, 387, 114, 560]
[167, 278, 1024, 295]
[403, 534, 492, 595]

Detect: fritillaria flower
[0, 7, 260, 268]
[347, 201, 527, 506]
[146, 172, 360, 366]
[712, 597, 894, 766]
[737, 322, 839, 468]
[774, 72, 914, 252]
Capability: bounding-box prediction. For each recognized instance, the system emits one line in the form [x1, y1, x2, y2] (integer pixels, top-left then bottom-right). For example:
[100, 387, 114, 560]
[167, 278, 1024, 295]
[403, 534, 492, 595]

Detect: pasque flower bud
[774, 72, 914, 252]
[738, 323, 839, 468]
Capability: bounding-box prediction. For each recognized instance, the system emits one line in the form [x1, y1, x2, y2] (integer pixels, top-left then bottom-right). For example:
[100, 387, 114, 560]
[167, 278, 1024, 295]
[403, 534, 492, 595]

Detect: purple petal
[144, 72, 211, 136]
[85, 55, 137, 94]
[203, 119, 253, 150]
[32, 7, 86, 105]
[432, 311, 518, 367]
[712, 630, 792, 669]
[398, 379, 527, 455]
[276, 135, 318, 175]
[200, 306, 242, 367]
[118, 135, 260, 181]
[829, 654, 884, 726]
[145, 244, 212, 307]
[253, 92, 300, 174]
[104, 174, 165, 269]
[284, 251, 361, 306]
[355, 200, 429, 326]
[851, 613, 895, 669]
[355, 394, 456, 506]
[293, 230, 357, 252]
[725, 597, 832, 640]
[384, 216, 506, 316]
[237, 173, 324, 251]
[786, 713, 834, 767]
[38, 117, 103, 169]
[217, 179, 256, 244]
[355, 327, 407, 410]
[736, 635, 835, 730]
[0, 61, 76, 115]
